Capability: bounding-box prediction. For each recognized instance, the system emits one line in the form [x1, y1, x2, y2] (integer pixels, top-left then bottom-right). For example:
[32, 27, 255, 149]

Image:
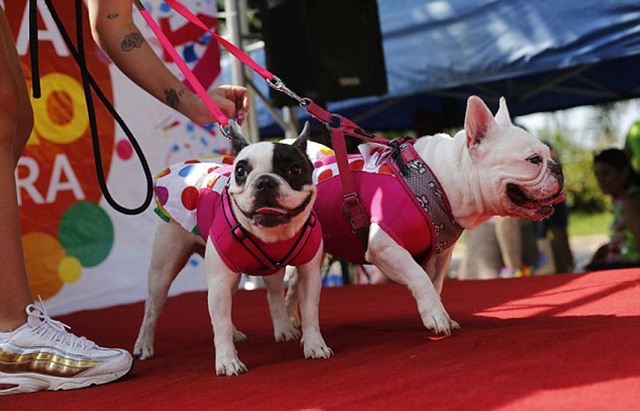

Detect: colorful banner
[8, 0, 226, 315]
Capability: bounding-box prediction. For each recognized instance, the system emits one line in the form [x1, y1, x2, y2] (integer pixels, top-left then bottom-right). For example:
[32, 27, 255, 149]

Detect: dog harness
[312, 141, 463, 265]
[153, 157, 322, 276]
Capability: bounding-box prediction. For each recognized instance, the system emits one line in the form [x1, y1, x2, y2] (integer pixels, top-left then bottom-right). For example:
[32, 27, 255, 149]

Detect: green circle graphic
[59, 202, 114, 267]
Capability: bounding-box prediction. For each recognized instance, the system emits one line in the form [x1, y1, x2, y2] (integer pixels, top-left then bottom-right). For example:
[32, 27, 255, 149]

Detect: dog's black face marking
[272, 143, 313, 190]
[234, 159, 252, 187]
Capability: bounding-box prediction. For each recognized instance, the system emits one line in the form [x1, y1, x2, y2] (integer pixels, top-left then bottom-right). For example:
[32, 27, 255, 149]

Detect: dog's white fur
[134, 133, 332, 376]
[287, 96, 564, 336]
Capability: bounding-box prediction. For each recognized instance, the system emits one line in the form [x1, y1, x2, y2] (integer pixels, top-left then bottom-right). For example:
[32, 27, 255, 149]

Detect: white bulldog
[134, 124, 332, 376]
[288, 95, 564, 335]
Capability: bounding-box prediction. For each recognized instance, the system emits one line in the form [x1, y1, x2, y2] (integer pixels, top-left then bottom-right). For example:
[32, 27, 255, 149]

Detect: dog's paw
[133, 340, 154, 360]
[216, 356, 248, 376]
[275, 325, 301, 342]
[422, 311, 460, 336]
[233, 328, 248, 343]
[302, 336, 334, 360]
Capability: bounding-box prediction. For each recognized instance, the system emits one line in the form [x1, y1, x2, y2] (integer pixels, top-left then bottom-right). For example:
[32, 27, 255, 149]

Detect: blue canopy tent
[222, 0, 640, 137]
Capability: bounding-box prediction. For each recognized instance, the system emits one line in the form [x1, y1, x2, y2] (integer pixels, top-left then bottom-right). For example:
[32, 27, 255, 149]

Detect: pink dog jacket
[312, 141, 463, 265]
[154, 157, 322, 276]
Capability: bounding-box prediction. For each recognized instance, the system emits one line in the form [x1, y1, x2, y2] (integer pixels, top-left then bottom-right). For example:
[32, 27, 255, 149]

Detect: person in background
[537, 142, 575, 273]
[1, 1, 249, 395]
[586, 148, 640, 271]
[458, 216, 538, 279]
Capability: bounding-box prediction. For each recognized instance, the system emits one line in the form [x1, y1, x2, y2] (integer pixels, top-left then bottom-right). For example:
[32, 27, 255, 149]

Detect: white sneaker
[0, 298, 133, 395]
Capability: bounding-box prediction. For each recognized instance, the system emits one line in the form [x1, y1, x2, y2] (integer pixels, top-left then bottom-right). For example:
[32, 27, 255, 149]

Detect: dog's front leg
[284, 267, 301, 327]
[425, 246, 454, 295]
[204, 239, 247, 376]
[263, 270, 301, 342]
[296, 244, 333, 359]
[365, 223, 459, 336]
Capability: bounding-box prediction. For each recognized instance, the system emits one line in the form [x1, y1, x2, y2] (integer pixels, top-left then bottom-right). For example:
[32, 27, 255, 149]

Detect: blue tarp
[222, 0, 640, 137]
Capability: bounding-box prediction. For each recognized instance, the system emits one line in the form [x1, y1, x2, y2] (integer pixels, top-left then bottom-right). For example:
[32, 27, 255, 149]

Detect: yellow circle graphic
[31, 72, 89, 144]
[59, 256, 83, 283]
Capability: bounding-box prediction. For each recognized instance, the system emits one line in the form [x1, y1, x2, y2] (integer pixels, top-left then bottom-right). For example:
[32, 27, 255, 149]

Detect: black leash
[29, 0, 153, 215]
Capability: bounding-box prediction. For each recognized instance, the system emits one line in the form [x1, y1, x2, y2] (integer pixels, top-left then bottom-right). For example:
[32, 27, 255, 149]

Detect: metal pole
[224, 0, 259, 142]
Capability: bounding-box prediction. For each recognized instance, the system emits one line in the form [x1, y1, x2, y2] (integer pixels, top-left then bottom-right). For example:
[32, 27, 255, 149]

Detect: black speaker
[261, 0, 388, 107]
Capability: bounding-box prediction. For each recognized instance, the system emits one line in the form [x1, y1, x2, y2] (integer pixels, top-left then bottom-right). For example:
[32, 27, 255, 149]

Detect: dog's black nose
[549, 161, 564, 187]
[255, 175, 278, 192]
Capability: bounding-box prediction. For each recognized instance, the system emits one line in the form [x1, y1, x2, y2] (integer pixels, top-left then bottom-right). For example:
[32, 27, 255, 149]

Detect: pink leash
[133, 0, 230, 128]
[135, 0, 393, 237]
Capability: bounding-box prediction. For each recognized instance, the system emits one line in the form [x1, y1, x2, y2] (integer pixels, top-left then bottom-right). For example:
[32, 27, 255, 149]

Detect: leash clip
[219, 123, 232, 139]
[267, 76, 304, 104]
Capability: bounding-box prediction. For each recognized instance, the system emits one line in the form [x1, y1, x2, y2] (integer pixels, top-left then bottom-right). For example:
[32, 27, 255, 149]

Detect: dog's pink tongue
[256, 207, 287, 215]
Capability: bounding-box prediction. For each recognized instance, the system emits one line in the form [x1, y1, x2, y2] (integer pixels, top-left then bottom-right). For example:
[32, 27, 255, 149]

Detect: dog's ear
[291, 121, 310, 155]
[464, 96, 497, 148]
[495, 97, 513, 127]
[229, 123, 250, 155]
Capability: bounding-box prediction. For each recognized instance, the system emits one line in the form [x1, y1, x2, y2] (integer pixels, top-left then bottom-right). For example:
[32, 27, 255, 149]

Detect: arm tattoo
[106, 12, 119, 20]
[165, 89, 180, 109]
[121, 33, 145, 52]
[164, 89, 187, 109]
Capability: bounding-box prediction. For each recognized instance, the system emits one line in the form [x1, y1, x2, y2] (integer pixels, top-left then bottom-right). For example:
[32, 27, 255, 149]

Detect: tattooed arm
[87, 0, 248, 125]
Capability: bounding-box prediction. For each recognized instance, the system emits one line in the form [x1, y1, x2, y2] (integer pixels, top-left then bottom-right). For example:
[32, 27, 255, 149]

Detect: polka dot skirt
[154, 155, 234, 234]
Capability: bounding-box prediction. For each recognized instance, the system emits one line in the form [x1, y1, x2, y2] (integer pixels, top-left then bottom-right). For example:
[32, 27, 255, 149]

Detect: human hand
[185, 85, 250, 126]
[209, 85, 250, 125]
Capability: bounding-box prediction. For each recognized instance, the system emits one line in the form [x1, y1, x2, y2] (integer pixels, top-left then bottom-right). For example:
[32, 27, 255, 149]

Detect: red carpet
[4, 269, 640, 411]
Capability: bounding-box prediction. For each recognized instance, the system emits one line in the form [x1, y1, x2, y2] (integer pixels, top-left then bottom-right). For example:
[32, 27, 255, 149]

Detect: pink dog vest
[313, 141, 462, 265]
[153, 157, 322, 275]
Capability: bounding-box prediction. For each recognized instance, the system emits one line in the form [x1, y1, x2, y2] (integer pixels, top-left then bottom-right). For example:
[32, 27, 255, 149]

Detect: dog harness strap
[330, 127, 370, 245]
[388, 142, 464, 255]
[221, 190, 278, 271]
[220, 188, 318, 275]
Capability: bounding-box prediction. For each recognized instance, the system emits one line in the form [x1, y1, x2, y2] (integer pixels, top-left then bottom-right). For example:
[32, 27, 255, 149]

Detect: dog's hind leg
[264, 269, 301, 342]
[134, 222, 199, 360]
[230, 274, 247, 343]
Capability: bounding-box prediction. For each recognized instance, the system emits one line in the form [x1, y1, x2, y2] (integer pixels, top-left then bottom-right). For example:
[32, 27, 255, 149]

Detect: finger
[215, 97, 235, 120]
[235, 90, 250, 125]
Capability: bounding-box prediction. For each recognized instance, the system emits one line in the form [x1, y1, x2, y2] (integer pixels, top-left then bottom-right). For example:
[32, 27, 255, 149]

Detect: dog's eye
[289, 165, 302, 176]
[235, 165, 247, 178]
[528, 155, 543, 165]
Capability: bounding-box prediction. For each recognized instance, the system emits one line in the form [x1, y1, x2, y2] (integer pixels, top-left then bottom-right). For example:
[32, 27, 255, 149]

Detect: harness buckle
[342, 193, 369, 233]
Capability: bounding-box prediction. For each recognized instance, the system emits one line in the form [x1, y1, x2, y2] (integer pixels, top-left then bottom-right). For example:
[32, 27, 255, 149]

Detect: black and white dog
[133, 124, 332, 376]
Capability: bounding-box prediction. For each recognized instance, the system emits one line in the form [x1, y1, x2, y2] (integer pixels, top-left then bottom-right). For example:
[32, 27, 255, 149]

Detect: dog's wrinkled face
[464, 97, 565, 220]
[227, 124, 316, 241]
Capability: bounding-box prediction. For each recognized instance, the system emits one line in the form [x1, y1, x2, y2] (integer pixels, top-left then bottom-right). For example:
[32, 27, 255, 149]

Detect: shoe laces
[25, 296, 97, 350]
